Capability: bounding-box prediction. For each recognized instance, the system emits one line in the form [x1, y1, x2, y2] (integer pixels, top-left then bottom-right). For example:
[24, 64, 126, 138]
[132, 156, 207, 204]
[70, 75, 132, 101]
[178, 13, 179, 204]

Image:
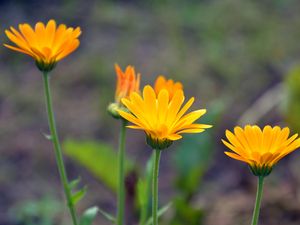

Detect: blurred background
[1, 0, 300, 224]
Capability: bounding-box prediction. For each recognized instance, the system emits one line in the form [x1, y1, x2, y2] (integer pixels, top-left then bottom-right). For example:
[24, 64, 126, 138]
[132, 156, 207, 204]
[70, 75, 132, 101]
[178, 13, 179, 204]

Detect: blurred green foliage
[170, 198, 204, 225]
[285, 65, 300, 132]
[169, 102, 223, 225]
[63, 139, 134, 192]
[173, 131, 214, 196]
[173, 102, 222, 196]
[9, 197, 62, 225]
[137, 154, 154, 225]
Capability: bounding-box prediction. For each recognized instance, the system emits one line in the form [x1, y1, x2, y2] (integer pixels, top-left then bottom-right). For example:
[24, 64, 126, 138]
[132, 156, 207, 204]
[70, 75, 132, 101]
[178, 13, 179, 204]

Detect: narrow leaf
[42, 132, 52, 140]
[69, 177, 81, 190]
[98, 208, 116, 223]
[72, 186, 87, 205]
[80, 206, 99, 225]
[145, 202, 172, 225]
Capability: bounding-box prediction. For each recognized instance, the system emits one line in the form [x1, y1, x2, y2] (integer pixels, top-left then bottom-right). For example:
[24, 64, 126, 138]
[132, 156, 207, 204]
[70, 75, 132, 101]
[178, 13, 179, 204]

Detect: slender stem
[251, 176, 265, 225]
[117, 119, 127, 225]
[152, 149, 162, 225]
[42, 72, 78, 225]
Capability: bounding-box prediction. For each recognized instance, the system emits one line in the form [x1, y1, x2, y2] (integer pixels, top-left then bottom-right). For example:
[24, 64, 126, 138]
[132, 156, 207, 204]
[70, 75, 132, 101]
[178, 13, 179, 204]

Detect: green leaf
[71, 186, 87, 205]
[145, 202, 172, 225]
[80, 206, 116, 225]
[98, 208, 116, 223]
[69, 177, 81, 190]
[63, 139, 134, 192]
[80, 206, 99, 225]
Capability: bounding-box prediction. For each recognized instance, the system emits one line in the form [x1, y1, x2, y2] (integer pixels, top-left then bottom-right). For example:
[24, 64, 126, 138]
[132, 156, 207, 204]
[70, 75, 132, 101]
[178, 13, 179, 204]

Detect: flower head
[222, 125, 300, 176]
[115, 64, 141, 103]
[154, 75, 183, 99]
[4, 19, 81, 72]
[108, 64, 141, 119]
[118, 85, 212, 149]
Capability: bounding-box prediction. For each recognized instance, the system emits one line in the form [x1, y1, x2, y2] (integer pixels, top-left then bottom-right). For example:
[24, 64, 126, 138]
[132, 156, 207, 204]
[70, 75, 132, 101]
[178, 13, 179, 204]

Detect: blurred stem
[251, 176, 265, 225]
[42, 72, 78, 225]
[152, 149, 162, 225]
[117, 119, 127, 225]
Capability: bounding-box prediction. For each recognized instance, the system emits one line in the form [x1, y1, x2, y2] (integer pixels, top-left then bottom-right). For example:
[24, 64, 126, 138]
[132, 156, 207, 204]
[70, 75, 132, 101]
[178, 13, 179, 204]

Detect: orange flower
[115, 64, 141, 103]
[154, 75, 183, 100]
[222, 125, 300, 176]
[4, 19, 81, 72]
[118, 85, 212, 149]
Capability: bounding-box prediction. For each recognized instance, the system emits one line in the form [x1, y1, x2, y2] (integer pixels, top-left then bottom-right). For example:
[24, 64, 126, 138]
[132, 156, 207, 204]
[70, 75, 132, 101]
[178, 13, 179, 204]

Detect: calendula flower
[118, 85, 212, 149]
[4, 19, 81, 72]
[108, 64, 141, 119]
[222, 125, 300, 176]
[5, 20, 82, 225]
[154, 75, 183, 99]
[115, 64, 141, 103]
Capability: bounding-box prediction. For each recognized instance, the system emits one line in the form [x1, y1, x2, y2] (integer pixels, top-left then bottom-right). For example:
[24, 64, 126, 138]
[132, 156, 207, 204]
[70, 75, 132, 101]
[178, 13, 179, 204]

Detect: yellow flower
[118, 85, 212, 149]
[154, 75, 183, 99]
[222, 125, 300, 176]
[4, 19, 81, 72]
[115, 64, 141, 103]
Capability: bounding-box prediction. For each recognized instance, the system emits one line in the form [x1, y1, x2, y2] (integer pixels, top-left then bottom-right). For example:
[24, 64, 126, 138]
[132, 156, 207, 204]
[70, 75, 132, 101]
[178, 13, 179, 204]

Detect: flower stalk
[117, 119, 127, 225]
[251, 176, 265, 225]
[152, 149, 162, 225]
[42, 72, 78, 225]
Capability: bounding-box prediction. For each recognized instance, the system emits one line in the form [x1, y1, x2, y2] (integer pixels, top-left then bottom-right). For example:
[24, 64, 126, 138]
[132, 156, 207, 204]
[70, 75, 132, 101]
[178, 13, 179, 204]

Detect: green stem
[152, 149, 162, 225]
[42, 72, 78, 225]
[117, 119, 127, 225]
[251, 176, 265, 225]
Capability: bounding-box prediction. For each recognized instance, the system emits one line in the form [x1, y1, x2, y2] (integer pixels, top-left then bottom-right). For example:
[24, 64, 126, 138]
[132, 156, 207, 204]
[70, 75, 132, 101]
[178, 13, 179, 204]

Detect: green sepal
[36, 60, 56, 72]
[146, 135, 173, 150]
[249, 164, 273, 177]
